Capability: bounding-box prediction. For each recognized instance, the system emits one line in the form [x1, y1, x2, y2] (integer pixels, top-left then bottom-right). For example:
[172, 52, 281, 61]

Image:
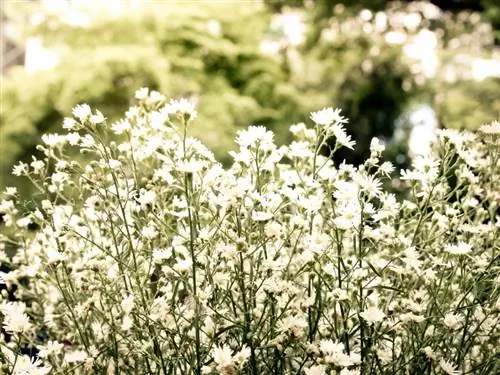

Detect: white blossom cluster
[0, 90, 499, 375]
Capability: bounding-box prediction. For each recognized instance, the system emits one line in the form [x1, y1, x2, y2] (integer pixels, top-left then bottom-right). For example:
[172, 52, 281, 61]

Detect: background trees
[1, 0, 498, 193]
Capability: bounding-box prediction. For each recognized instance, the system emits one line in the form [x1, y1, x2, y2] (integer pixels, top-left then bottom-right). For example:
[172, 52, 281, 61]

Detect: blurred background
[1, 0, 499, 194]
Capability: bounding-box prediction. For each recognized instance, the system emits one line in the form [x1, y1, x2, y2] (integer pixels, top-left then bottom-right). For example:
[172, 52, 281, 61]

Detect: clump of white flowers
[0, 89, 499, 374]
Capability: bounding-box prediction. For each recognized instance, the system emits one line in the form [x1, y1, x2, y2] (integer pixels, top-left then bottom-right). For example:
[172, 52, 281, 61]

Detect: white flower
[5, 186, 17, 196]
[213, 345, 233, 366]
[38, 340, 64, 358]
[320, 339, 344, 354]
[11, 355, 51, 375]
[72, 104, 92, 120]
[421, 346, 436, 360]
[445, 242, 472, 255]
[310, 107, 345, 126]
[135, 87, 149, 100]
[439, 359, 460, 375]
[176, 160, 204, 174]
[64, 350, 88, 363]
[1, 302, 31, 333]
[150, 90, 166, 103]
[443, 313, 462, 329]
[304, 365, 326, 375]
[340, 369, 360, 375]
[252, 211, 273, 222]
[332, 123, 355, 149]
[236, 126, 274, 149]
[233, 346, 251, 364]
[138, 190, 157, 206]
[90, 110, 105, 124]
[66, 132, 80, 145]
[380, 161, 395, 176]
[479, 120, 500, 135]
[165, 98, 197, 120]
[63, 117, 77, 129]
[360, 307, 386, 324]
[141, 225, 158, 239]
[153, 248, 173, 262]
[111, 119, 131, 134]
[289, 122, 306, 134]
[370, 137, 385, 153]
[122, 315, 133, 331]
[121, 295, 135, 314]
[12, 162, 28, 176]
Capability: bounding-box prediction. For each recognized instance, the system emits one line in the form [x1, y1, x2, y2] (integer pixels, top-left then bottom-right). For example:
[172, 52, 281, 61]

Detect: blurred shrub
[436, 77, 500, 130]
[1, 0, 498, 194]
[1, 2, 308, 194]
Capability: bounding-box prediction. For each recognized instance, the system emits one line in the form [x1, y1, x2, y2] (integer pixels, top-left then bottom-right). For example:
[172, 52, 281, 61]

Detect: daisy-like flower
[320, 339, 345, 354]
[5, 187, 17, 196]
[135, 87, 149, 100]
[252, 211, 273, 222]
[479, 120, 500, 135]
[360, 307, 386, 325]
[439, 358, 460, 375]
[304, 365, 326, 375]
[443, 312, 463, 329]
[213, 345, 233, 367]
[165, 98, 198, 120]
[236, 125, 274, 149]
[90, 110, 106, 125]
[370, 137, 385, 154]
[445, 242, 472, 255]
[38, 340, 64, 358]
[72, 104, 92, 120]
[310, 107, 346, 126]
[357, 174, 382, 197]
[64, 350, 88, 363]
[111, 119, 131, 135]
[63, 117, 78, 129]
[11, 355, 51, 375]
[332, 123, 356, 150]
[1, 302, 32, 333]
[12, 162, 28, 176]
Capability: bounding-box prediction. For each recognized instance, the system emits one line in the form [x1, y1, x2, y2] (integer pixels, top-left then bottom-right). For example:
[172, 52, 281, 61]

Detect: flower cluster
[0, 90, 499, 374]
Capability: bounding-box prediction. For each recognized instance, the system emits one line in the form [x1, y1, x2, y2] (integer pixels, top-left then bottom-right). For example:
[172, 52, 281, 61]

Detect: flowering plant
[0, 89, 499, 375]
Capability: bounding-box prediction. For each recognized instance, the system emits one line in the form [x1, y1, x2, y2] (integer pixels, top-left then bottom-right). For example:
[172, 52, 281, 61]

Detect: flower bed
[1, 90, 499, 374]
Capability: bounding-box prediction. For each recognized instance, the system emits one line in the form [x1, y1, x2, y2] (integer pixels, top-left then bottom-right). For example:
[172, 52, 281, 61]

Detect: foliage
[0, 93, 499, 374]
[435, 77, 500, 130]
[1, 0, 498, 195]
[0, 2, 307, 194]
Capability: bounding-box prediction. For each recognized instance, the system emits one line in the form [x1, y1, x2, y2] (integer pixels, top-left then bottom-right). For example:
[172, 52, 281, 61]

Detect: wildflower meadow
[0, 89, 499, 374]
